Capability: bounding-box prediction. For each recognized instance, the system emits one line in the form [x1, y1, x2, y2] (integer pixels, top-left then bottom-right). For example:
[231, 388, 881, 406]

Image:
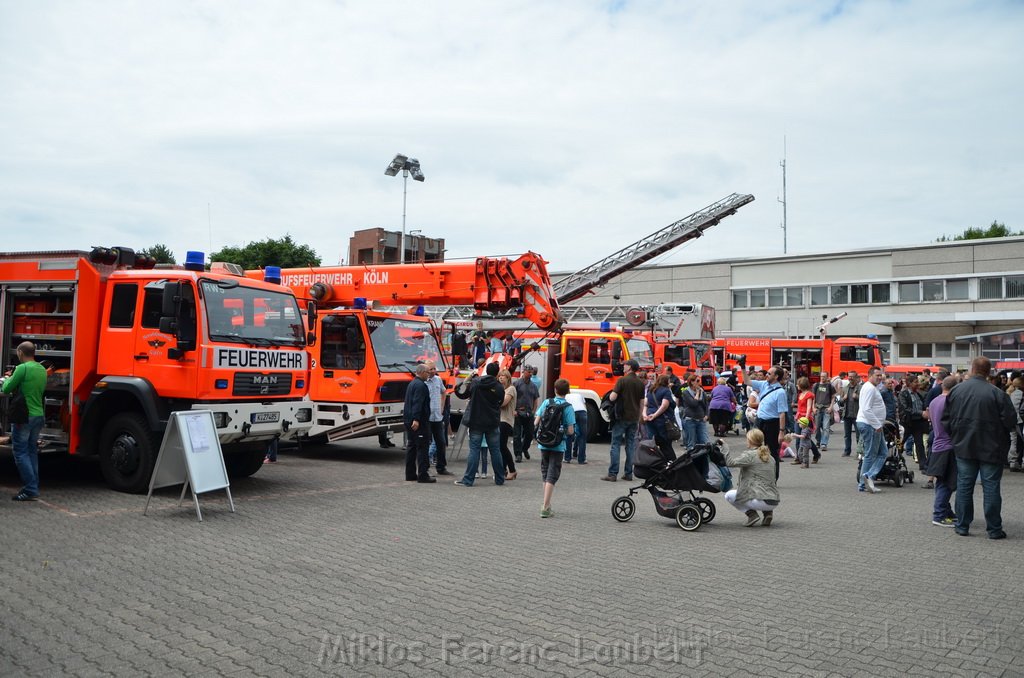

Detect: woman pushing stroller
[724, 429, 781, 526]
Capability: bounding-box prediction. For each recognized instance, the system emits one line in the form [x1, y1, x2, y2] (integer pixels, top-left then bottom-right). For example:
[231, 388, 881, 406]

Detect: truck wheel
[99, 412, 159, 494]
[224, 450, 266, 479]
[586, 402, 601, 442]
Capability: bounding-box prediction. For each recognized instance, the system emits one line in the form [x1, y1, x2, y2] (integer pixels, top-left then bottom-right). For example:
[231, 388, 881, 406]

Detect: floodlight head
[411, 165, 425, 182]
[385, 153, 408, 176]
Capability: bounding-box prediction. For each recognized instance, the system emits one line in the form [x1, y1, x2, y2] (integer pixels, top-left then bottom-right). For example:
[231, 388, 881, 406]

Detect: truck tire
[586, 401, 601, 442]
[224, 449, 266, 479]
[99, 412, 160, 494]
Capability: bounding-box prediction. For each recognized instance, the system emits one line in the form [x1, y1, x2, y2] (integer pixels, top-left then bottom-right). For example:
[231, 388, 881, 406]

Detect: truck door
[313, 312, 373, 404]
[132, 281, 197, 398]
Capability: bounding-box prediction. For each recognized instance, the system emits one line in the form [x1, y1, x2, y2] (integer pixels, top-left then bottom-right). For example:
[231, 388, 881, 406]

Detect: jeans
[843, 418, 859, 455]
[265, 437, 279, 462]
[813, 408, 831, 448]
[566, 409, 588, 463]
[955, 458, 1003, 536]
[933, 480, 955, 522]
[12, 416, 44, 497]
[608, 420, 638, 477]
[857, 422, 886, 488]
[462, 428, 504, 486]
[681, 418, 708, 449]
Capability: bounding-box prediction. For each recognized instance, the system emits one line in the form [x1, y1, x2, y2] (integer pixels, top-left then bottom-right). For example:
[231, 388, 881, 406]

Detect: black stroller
[856, 420, 915, 487]
[611, 440, 727, 531]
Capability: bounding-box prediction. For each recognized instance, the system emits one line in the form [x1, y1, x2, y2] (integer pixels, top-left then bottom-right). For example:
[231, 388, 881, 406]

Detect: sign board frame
[143, 410, 235, 522]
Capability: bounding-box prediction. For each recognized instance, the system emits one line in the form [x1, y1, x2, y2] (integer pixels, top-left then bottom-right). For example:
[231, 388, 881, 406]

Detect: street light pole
[384, 154, 425, 265]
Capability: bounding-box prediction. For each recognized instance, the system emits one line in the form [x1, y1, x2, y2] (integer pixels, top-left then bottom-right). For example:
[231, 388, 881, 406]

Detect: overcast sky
[1, 1, 1021, 274]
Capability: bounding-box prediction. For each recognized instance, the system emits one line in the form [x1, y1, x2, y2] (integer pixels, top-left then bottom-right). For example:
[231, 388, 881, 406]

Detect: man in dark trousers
[455, 362, 506, 487]
[942, 357, 1016, 539]
[403, 363, 435, 483]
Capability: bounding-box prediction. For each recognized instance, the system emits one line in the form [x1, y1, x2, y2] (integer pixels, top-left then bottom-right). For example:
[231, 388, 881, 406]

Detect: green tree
[210, 235, 321, 270]
[138, 243, 177, 264]
[937, 221, 1022, 242]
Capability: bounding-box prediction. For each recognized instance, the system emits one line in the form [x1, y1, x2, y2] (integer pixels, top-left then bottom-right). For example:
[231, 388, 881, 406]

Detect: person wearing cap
[601, 359, 645, 482]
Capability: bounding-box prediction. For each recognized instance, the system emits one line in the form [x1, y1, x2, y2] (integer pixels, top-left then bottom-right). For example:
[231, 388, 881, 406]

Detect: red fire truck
[712, 336, 883, 382]
[0, 248, 312, 492]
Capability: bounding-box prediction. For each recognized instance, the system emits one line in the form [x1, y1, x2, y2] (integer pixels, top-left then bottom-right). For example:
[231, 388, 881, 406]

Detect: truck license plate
[250, 412, 280, 424]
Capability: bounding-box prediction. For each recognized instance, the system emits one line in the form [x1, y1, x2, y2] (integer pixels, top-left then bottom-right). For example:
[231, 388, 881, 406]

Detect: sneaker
[540, 507, 553, 518]
[744, 510, 761, 527]
[812, 458, 819, 464]
[621, 474, 633, 481]
[454, 480, 472, 487]
[1011, 464, 1021, 472]
[579, 461, 588, 465]
[600, 475, 617, 482]
[820, 446, 828, 452]
[436, 470, 454, 476]
[932, 518, 956, 527]
[523, 451, 531, 460]
[863, 475, 880, 493]
[761, 511, 773, 527]
[514, 456, 523, 463]
[12, 492, 38, 502]
[790, 460, 803, 465]
[921, 480, 934, 489]
[989, 530, 1007, 540]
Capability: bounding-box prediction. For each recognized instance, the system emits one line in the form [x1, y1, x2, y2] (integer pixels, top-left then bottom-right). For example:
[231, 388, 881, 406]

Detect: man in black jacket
[403, 363, 435, 483]
[942, 357, 1016, 539]
[455, 362, 506, 486]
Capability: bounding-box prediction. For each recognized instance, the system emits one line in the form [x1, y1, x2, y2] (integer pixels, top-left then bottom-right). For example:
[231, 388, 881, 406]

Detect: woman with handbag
[708, 377, 737, 437]
[642, 374, 677, 460]
[679, 373, 710, 448]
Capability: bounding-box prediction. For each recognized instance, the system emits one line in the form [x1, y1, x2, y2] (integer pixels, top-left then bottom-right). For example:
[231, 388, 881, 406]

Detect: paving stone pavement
[1, 431, 1023, 678]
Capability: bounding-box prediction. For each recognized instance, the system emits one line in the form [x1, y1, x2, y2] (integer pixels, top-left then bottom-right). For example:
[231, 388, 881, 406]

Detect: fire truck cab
[0, 248, 312, 492]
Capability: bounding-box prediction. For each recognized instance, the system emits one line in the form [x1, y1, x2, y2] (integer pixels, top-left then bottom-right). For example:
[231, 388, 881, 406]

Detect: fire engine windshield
[368, 317, 444, 373]
[201, 280, 305, 347]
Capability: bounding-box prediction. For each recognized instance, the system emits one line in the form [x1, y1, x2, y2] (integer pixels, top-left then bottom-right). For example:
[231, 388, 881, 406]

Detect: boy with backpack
[534, 378, 576, 518]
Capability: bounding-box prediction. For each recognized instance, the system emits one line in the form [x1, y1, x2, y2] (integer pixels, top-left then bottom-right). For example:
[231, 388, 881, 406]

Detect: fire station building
[561, 235, 1024, 372]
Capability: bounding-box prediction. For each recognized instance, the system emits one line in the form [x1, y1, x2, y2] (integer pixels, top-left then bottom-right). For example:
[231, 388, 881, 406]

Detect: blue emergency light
[184, 251, 206, 272]
[264, 266, 282, 284]
[600, 321, 611, 332]
[353, 297, 367, 309]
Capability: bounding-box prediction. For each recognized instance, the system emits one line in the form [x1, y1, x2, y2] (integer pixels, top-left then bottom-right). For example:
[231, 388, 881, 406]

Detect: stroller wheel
[908, 471, 915, 484]
[611, 496, 635, 523]
[695, 497, 716, 523]
[675, 503, 702, 531]
[893, 471, 904, 488]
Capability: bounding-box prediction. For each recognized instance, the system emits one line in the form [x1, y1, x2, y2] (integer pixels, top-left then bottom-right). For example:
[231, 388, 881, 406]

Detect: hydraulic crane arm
[251, 252, 562, 331]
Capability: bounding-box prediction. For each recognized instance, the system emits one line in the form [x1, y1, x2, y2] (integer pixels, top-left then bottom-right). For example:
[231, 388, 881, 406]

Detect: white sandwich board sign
[143, 410, 235, 522]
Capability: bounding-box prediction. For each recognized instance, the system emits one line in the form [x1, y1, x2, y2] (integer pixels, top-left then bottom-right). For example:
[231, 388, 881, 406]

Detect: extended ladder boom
[553, 193, 754, 304]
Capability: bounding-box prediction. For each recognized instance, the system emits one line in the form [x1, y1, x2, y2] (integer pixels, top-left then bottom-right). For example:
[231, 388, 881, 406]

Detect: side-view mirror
[159, 281, 193, 359]
[306, 301, 317, 346]
[611, 360, 624, 377]
[161, 282, 180, 317]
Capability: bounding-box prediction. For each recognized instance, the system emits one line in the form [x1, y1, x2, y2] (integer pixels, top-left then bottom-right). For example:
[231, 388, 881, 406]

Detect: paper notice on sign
[186, 416, 211, 453]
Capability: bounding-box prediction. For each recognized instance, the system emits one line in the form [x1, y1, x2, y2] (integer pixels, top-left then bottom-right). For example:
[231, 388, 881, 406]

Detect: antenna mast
[779, 137, 787, 254]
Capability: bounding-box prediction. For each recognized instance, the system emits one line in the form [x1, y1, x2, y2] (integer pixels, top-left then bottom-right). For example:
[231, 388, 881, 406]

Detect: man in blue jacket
[403, 363, 435, 483]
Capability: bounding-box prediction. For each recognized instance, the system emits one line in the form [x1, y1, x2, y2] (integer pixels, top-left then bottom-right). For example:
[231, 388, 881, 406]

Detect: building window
[898, 343, 914, 359]
[922, 280, 944, 302]
[732, 290, 748, 309]
[1006, 276, 1024, 299]
[954, 343, 970, 357]
[810, 286, 829, 306]
[830, 285, 848, 305]
[750, 289, 766, 308]
[917, 343, 933, 358]
[768, 288, 784, 308]
[872, 283, 890, 304]
[786, 287, 803, 307]
[980, 277, 1003, 299]
[899, 282, 921, 303]
[851, 284, 869, 304]
[935, 343, 952, 358]
[946, 279, 969, 300]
